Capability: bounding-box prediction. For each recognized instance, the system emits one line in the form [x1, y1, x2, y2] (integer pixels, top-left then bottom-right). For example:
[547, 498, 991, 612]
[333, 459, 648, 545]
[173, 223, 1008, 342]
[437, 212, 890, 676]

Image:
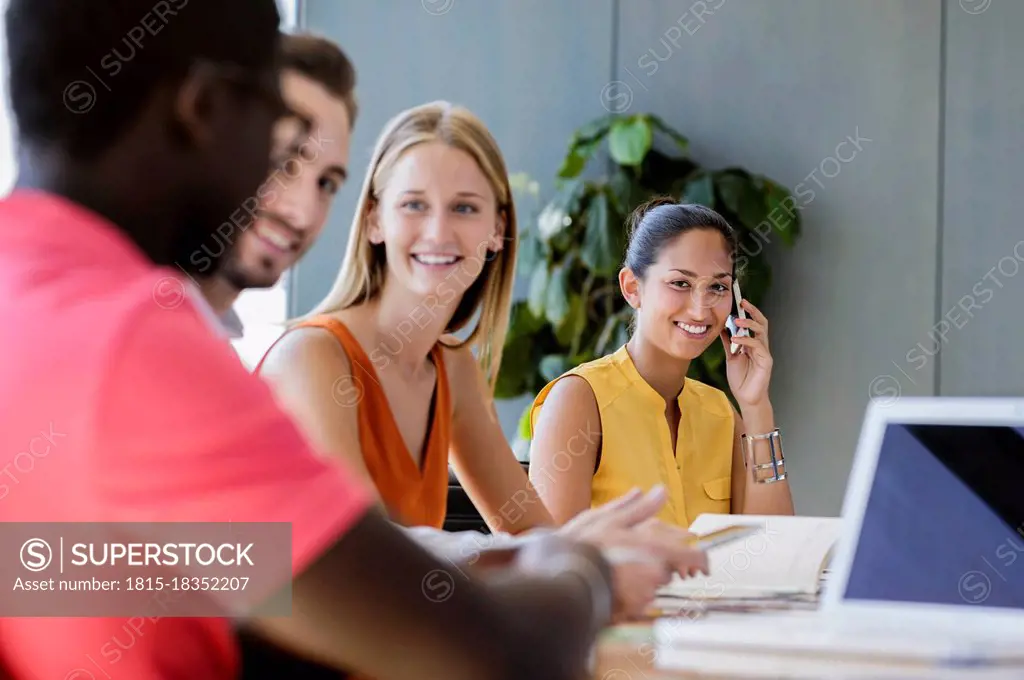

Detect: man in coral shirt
[0, 0, 624, 678]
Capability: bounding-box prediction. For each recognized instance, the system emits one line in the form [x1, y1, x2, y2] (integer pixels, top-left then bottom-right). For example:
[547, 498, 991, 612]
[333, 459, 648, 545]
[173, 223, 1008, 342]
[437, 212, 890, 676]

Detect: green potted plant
[498, 113, 802, 445]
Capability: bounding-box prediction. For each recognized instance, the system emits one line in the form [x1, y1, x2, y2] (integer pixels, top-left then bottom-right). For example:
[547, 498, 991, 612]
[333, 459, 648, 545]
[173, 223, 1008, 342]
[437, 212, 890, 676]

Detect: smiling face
[218, 69, 352, 290]
[621, 228, 735, 360]
[367, 140, 505, 300]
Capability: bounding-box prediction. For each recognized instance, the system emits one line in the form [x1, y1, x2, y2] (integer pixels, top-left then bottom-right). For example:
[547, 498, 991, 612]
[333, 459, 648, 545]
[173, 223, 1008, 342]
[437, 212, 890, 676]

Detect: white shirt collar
[185, 280, 233, 341]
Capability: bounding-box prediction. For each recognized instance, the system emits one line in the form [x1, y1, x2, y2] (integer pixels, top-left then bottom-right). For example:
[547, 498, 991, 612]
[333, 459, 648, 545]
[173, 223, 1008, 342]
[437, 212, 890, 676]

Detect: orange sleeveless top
[256, 315, 451, 529]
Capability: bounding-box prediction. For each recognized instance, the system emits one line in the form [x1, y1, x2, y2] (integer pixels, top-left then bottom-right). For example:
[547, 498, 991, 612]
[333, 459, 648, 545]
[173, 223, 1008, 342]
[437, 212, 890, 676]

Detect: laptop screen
[843, 423, 1024, 609]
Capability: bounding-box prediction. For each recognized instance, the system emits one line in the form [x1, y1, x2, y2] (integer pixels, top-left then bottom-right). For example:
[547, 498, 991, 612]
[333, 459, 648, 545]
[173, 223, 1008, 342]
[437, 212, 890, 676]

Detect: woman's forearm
[737, 401, 795, 515]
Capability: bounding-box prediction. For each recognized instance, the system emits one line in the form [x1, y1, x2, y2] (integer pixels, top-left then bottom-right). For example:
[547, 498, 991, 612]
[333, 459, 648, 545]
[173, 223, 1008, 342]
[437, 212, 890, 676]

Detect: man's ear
[173, 68, 217, 148]
[619, 267, 641, 310]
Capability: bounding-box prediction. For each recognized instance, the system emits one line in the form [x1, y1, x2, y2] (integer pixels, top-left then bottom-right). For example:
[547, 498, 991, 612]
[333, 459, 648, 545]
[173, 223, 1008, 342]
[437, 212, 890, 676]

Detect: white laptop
[655, 397, 1024, 666]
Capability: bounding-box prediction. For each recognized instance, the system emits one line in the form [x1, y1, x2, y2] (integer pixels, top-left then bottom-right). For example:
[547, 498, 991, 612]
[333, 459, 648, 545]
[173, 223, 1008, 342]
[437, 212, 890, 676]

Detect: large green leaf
[682, 172, 715, 207]
[608, 116, 653, 167]
[506, 299, 546, 341]
[538, 179, 588, 248]
[575, 114, 617, 142]
[648, 114, 690, 154]
[555, 293, 587, 347]
[736, 251, 772, 308]
[557, 150, 587, 180]
[764, 180, 801, 246]
[556, 179, 589, 215]
[570, 349, 596, 366]
[580, 191, 622, 276]
[612, 318, 632, 349]
[494, 332, 533, 399]
[545, 255, 574, 327]
[558, 115, 616, 179]
[609, 168, 645, 216]
[640, 149, 699, 195]
[594, 315, 623, 355]
[701, 337, 726, 373]
[517, 402, 535, 441]
[715, 170, 766, 229]
[557, 138, 606, 179]
[714, 169, 747, 214]
[521, 325, 561, 396]
[517, 228, 547, 273]
[527, 265, 549, 317]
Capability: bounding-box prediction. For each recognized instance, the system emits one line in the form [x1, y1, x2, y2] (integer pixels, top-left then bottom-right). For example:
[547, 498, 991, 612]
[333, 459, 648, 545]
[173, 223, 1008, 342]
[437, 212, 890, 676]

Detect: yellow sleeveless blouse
[529, 345, 735, 528]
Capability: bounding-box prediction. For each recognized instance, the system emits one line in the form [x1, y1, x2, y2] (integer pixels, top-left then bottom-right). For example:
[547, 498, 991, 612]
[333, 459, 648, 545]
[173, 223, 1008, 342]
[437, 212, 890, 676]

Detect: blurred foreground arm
[405, 487, 710, 621]
[105, 305, 610, 680]
[250, 508, 610, 680]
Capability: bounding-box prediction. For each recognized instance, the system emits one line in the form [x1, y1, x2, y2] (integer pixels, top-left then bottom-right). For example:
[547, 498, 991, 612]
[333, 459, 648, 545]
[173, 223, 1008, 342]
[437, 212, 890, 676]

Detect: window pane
[230, 272, 290, 371]
[277, 0, 298, 30]
[0, 0, 15, 197]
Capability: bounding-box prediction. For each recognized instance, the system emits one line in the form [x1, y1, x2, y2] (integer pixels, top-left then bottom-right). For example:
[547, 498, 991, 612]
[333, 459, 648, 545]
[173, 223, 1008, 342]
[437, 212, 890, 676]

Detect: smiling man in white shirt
[197, 32, 355, 329]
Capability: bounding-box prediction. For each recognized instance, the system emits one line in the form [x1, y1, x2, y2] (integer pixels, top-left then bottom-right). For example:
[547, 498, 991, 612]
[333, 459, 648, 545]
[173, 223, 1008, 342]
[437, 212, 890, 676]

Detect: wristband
[741, 427, 787, 483]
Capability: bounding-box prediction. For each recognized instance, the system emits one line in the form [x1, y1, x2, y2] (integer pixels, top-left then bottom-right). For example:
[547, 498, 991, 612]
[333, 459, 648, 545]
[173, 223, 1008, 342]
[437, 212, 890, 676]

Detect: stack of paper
[653, 610, 1024, 675]
[653, 645, 1024, 679]
[660, 514, 842, 600]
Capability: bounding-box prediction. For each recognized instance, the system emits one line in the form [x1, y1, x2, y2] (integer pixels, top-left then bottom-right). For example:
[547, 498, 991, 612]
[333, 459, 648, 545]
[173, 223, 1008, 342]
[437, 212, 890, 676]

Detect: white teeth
[256, 223, 293, 250]
[677, 322, 709, 335]
[413, 254, 459, 265]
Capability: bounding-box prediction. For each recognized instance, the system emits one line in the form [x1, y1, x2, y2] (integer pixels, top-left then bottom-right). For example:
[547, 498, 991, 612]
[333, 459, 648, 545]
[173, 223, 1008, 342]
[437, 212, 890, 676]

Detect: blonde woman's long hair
[304, 101, 517, 393]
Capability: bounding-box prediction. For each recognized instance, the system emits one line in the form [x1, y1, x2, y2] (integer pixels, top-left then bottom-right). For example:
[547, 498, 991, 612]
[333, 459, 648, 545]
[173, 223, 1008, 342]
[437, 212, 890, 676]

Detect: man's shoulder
[104, 274, 243, 376]
[0, 189, 195, 339]
[77, 270, 211, 344]
[31, 269, 235, 396]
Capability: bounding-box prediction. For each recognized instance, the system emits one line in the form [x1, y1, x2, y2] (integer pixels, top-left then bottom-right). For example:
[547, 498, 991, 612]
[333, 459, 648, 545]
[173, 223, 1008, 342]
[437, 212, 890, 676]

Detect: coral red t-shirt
[0, 190, 373, 679]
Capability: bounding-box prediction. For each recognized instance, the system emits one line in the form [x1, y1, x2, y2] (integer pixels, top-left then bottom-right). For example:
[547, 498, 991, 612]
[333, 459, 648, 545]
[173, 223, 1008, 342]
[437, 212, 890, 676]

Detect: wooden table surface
[592, 598, 811, 679]
[593, 622, 676, 679]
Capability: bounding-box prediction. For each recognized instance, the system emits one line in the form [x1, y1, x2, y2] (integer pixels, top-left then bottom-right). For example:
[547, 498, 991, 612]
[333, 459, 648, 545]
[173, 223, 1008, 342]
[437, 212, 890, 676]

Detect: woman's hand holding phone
[720, 282, 774, 409]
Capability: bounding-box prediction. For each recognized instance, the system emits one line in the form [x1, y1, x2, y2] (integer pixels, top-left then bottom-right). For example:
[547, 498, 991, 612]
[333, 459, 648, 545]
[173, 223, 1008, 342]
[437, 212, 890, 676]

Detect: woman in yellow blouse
[527, 197, 795, 528]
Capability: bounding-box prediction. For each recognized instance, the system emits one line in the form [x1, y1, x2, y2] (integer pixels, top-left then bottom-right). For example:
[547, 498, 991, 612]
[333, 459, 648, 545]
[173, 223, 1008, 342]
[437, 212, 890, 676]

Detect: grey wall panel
[615, 0, 942, 515]
[940, 0, 1024, 397]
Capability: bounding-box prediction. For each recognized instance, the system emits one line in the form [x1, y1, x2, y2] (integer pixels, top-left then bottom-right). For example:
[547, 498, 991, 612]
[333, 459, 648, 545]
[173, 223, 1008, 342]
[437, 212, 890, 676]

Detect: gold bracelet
[741, 428, 787, 484]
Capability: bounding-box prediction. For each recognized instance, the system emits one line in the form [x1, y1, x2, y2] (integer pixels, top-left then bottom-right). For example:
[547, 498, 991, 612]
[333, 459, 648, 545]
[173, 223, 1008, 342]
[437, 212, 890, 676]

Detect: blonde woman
[256, 101, 561, 534]
[255, 103, 711, 621]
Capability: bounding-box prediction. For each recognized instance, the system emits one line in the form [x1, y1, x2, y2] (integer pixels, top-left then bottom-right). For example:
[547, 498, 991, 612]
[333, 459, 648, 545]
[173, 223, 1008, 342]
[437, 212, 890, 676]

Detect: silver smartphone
[726, 280, 750, 355]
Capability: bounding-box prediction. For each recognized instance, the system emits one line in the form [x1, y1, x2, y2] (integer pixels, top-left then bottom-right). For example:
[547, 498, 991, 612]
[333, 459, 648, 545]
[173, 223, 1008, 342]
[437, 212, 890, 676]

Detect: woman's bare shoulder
[544, 373, 598, 413]
[259, 323, 352, 380]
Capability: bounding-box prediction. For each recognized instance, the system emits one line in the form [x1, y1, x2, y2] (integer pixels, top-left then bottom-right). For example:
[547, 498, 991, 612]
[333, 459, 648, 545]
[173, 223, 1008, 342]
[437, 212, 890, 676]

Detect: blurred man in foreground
[0, 2, 703, 679]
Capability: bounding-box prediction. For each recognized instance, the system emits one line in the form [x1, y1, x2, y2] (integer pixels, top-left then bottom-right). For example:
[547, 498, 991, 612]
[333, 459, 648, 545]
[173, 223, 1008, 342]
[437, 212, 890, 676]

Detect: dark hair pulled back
[623, 196, 738, 279]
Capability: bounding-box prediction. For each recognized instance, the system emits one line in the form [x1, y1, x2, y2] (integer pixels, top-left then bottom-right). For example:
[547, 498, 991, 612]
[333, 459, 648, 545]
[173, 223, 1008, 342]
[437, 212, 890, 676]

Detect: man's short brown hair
[280, 32, 358, 127]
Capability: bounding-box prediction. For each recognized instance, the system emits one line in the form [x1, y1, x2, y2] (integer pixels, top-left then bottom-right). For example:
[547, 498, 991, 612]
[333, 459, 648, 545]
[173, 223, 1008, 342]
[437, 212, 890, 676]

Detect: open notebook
[660, 514, 841, 600]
